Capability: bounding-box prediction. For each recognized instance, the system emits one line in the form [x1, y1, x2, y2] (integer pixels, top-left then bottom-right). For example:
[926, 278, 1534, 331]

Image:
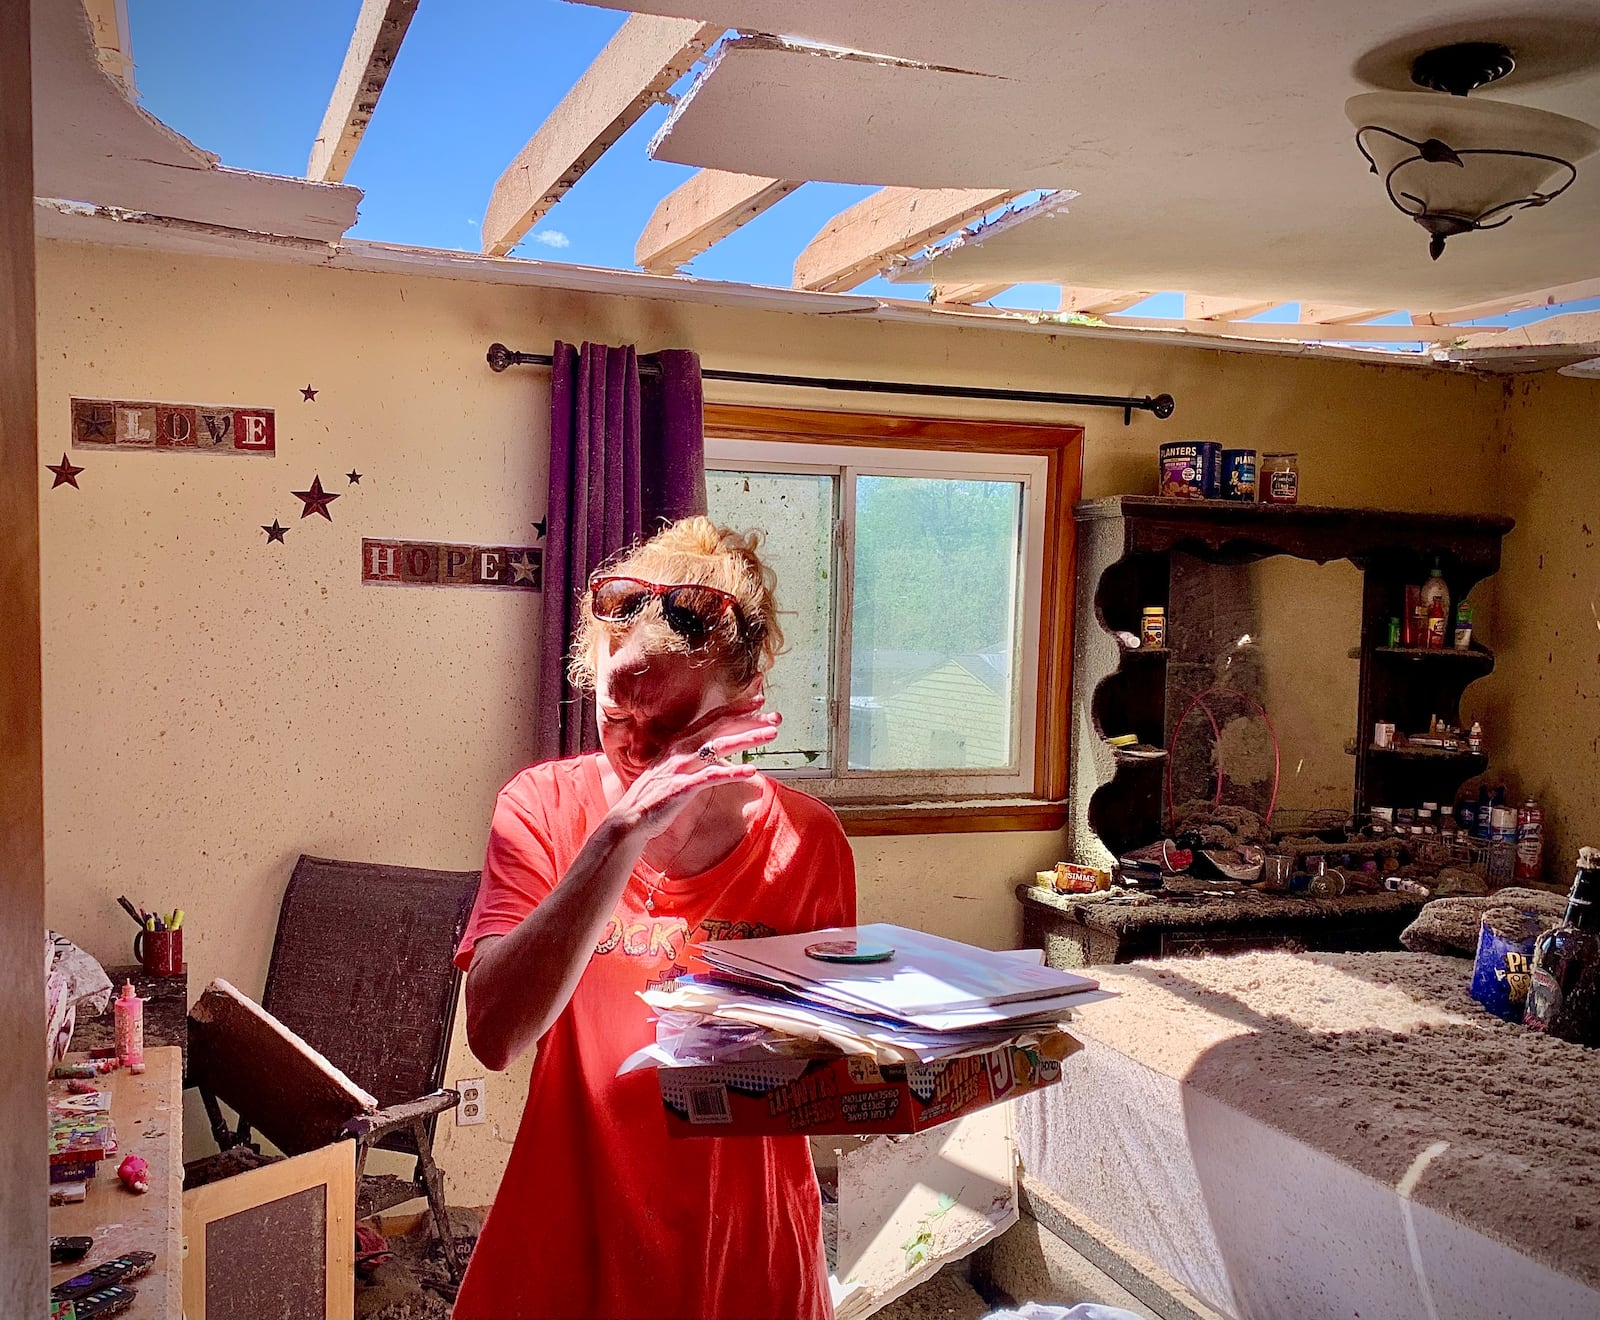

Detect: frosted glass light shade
[1346, 92, 1600, 220]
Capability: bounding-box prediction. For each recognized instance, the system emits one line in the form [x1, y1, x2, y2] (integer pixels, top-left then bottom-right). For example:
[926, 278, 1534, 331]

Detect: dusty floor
[358, 1214, 998, 1320]
[1068, 950, 1600, 1289]
[357, 1209, 479, 1320]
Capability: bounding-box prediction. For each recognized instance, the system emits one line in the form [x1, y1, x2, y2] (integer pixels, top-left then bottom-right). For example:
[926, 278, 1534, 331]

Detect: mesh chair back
[261, 854, 480, 1111]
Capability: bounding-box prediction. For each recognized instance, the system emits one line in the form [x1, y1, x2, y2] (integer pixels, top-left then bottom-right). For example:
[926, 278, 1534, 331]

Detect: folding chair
[188, 854, 480, 1283]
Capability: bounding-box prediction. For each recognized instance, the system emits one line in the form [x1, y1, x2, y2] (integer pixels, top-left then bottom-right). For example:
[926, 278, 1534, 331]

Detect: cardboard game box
[655, 1038, 1077, 1138]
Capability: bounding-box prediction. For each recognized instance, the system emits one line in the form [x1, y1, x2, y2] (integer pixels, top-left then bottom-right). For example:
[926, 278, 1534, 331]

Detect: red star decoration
[47, 454, 85, 489]
[346, 470, 362, 485]
[262, 519, 289, 544]
[290, 475, 340, 520]
[300, 385, 318, 401]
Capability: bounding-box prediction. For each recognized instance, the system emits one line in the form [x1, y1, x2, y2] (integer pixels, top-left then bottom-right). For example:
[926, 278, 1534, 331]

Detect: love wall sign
[72, 398, 275, 455]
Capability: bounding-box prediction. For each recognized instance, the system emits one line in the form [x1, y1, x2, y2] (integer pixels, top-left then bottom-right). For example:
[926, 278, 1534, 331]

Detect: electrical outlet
[456, 1077, 486, 1125]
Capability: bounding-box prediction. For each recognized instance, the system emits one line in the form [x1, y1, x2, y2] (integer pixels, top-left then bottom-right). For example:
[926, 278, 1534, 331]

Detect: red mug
[133, 928, 184, 977]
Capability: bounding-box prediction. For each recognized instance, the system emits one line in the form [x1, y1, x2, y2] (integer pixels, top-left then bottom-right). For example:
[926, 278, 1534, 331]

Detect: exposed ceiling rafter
[1183, 295, 1283, 322]
[1413, 277, 1600, 327]
[793, 187, 1022, 294]
[81, 0, 134, 93]
[635, 169, 799, 273]
[481, 15, 719, 258]
[932, 282, 1013, 305]
[1299, 304, 1392, 325]
[1059, 288, 1150, 316]
[307, 0, 421, 184]
[1098, 315, 1447, 344]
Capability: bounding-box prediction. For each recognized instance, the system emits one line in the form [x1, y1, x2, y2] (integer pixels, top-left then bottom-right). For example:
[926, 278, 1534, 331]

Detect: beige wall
[1481, 370, 1600, 873]
[36, 238, 1516, 1202]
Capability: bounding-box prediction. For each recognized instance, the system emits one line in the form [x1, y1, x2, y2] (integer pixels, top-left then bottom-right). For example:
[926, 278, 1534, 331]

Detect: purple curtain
[535, 342, 706, 761]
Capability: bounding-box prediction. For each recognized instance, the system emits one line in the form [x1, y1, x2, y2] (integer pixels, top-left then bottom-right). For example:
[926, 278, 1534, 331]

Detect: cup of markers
[119, 896, 185, 976]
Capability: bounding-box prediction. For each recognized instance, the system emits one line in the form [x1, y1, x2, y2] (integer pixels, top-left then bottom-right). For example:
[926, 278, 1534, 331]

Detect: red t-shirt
[452, 755, 857, 1320]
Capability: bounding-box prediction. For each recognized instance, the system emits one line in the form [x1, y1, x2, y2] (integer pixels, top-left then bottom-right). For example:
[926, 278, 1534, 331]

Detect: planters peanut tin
[1158, 441, 1221, 499]
[1222, 449, 1257, 502]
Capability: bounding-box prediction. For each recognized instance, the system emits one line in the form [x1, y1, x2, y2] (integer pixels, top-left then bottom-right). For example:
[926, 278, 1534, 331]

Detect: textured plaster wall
[35, 238, 1507, 1203]
[1479, 371, 1600, 873]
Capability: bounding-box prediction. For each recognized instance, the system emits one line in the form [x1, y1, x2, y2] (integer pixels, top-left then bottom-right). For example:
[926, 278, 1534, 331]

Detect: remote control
[51, 1253, 155, 1302]
[50, 1236, 94, 1265]
[50, 1284, 137, 1320]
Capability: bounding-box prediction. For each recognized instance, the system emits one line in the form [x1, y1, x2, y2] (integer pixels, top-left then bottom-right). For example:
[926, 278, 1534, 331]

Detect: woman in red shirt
[453, 516, 857, 1320]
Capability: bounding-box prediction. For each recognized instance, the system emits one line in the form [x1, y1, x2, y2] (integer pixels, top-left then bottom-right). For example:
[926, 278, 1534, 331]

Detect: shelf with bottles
[1366, 743, 1489, 765]
[1367, 644, 1495, 674]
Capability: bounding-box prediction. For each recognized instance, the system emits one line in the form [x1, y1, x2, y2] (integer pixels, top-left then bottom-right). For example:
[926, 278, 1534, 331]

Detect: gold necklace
[640, 791, 715, 912]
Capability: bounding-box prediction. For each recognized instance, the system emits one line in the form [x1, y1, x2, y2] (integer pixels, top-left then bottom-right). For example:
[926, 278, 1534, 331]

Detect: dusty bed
[1016, 950, 1600, 1320]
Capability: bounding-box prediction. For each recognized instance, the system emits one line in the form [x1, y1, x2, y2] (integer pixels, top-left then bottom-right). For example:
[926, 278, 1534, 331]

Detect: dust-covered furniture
[182, 1140, 355, 1320]
[1011, 950, 1600, 1320]
[1019, 881, 1427, 967]
[186, 854, 479, 1282]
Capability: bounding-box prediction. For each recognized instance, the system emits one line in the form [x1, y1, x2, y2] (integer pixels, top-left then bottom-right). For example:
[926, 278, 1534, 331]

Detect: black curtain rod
[485, 343, 1175, 426]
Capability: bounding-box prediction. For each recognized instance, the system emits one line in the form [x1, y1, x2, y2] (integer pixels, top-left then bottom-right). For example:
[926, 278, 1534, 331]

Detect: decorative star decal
[81, 412, 111, 439]
[47, 454, 85, 489]
[508, 551, 539, 585]
[300, 385, 318, 402]
[262, 519, 289, 544]
[346, 470, 362, 485]
[532, 517, 547, 539]
[290, 475, 340, 520]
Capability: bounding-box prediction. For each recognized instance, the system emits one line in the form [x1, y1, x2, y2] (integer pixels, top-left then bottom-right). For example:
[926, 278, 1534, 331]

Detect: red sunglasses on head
[589, 575, 744, 645]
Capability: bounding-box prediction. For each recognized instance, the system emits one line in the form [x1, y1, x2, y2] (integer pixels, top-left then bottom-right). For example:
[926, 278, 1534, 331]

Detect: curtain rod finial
[487, 343, 514, 373]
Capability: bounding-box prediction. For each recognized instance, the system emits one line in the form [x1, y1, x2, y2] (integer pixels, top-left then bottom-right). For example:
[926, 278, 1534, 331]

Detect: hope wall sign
[72, 398, 276, 455]
[361, 539, 542, 592]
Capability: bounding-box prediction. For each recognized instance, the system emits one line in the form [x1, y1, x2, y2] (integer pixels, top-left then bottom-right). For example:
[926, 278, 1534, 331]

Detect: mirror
[1165, 553, 1363, 826]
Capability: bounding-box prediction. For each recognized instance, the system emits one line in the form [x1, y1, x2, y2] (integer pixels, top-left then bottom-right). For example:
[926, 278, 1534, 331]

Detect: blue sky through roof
[124, 0, 1592, 332]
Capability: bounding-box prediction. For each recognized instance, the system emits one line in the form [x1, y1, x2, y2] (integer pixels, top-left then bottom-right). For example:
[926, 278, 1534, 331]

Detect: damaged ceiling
[623, 0, 1600, 308]
[31, 0, 359, 242]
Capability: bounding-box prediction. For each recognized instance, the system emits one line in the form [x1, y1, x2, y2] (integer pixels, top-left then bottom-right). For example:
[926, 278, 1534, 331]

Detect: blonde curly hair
[569, 516, 784, 692]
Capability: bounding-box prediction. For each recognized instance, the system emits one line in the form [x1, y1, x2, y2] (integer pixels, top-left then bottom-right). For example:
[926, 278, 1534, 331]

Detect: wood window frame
[703, 404, 1083, 836]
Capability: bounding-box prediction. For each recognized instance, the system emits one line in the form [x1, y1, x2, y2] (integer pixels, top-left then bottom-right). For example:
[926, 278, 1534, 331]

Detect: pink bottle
[113, 981, 144, 1073]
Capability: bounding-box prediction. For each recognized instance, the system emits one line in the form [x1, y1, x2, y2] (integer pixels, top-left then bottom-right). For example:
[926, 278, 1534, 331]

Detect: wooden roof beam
[482, 15, 719, 258]
[1061, 287, 1150, 316]
[307, 0, 421, 184]
[1413, 277, 1600, 326]
[793, 187, 1022, 293]
[932, 282, 1013, 305]
[636, 169, 800, 273]
[81, 0, 135, 93]
[1298, 304, 1392, 325]
[1183, 294, 1283, 321]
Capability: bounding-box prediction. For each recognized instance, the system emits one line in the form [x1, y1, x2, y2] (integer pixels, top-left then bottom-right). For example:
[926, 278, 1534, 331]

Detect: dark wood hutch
[1024, 495, 1514, 966]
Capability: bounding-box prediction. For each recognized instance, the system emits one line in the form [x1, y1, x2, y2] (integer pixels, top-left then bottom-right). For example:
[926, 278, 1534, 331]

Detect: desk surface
[50, 1046, 183, 1320]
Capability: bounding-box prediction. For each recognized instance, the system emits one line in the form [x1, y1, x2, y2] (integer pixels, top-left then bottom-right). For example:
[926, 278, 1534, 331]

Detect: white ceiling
[587, 0, 1600, 305]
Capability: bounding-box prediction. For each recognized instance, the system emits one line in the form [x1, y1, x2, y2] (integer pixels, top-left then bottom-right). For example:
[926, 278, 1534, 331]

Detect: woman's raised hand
[610, 695, 782, 841]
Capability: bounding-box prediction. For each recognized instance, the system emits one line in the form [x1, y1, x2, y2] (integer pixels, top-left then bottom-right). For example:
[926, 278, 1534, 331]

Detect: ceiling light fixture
[1347, 42, 1600, 260]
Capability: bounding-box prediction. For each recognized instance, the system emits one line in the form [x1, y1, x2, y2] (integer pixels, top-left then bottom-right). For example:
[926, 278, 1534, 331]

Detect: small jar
[1261, 452, 1299, 505]
[1140, 606, 1166, 649]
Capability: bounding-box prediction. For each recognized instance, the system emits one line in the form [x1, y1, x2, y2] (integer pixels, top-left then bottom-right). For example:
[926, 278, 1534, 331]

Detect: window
[703, 406, 1083, 832]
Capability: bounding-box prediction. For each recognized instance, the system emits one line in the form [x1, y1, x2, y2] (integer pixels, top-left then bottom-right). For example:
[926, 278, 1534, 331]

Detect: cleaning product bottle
[1515, 797, 1545, 881]
[1525, 847, 1600, 1046]
[113, 981, 144, 1073]
[1420, 558, 1451, 649]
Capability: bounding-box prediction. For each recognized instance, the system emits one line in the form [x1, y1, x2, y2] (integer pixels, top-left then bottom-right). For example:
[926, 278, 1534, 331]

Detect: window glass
[849, 477, 1025, 771]
[706, 470, 835, 770]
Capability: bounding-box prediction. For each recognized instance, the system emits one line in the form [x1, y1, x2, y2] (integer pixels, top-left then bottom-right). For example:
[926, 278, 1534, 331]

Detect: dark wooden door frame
[0, 1, 47, 1311]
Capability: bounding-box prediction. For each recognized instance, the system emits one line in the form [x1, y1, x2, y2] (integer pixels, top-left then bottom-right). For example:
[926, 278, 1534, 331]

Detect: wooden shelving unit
[1068, 496, 1513, 867]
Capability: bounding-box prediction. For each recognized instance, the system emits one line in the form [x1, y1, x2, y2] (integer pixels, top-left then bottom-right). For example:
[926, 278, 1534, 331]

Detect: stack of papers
[633, 923, 1101, 1068]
